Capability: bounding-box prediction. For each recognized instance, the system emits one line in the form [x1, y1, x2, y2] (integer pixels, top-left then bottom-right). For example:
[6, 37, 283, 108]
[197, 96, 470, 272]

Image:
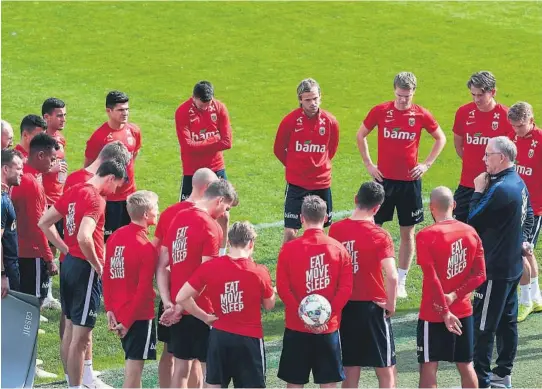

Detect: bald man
[415, 186, 486, 389]
[1, 120, 14, 150]
[153, 167, 219, 389]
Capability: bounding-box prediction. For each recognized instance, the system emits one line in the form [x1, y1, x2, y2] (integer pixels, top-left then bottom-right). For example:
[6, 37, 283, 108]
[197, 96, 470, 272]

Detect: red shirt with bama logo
[175, 99, 232, 175]
[453, 102, 514, 188]
[42, 131, 67, 205]
[511, 127, 542, 216]
[163, 207, 222, 313]
[276, 229, 353, 334]
[416, 220, 486, 322]
[84, 122, 141, 201]
[363, 102, 439, 181]
[103, 223, 157, 329]
[188, 256, 274, 338]
[274, 108, 339, 190]
[329, 219, 395, 302]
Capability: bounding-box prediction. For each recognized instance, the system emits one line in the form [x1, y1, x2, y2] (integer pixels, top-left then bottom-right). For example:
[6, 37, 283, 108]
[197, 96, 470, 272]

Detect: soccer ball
[298, 294, 332, 327]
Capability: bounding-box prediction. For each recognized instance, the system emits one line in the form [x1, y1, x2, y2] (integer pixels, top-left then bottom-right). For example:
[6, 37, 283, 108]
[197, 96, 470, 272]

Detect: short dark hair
[355, 181, 385, 210]
[228, 221, 257, 248]
[29, 133, 59, 156]
[203, 179, 237, 204]
[41, 98, 66, 116]
[301, 195, 327, 224]
[106, 91, 129, 109]
[96, 160, 128, 181]
[20, 114, 47, 136]
[193, 81, 214, 102]
[1, 149, 23, 167]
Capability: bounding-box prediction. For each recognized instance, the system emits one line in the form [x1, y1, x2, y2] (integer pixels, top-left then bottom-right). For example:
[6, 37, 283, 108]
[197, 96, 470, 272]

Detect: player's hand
[374, 300, 396, 318]
[522, 241, 534, 256]
[409, 163, 429, 180]
[366, 163, 384, 182]
[160, 304, 182, 326]
[444, 292, 457, 307]
[113, 323, 128, 338]
[203, 313, 218, 326]
[443, 311, 462, 336]
[474, 172, 490, 193]
[1, 275, 9, 298]
[305, 323, 328, 334]
[46, 261, 58, 276]
[94, 263, 103, 277]
[106, 311, 118, 330]
[49, 160, 68, 174]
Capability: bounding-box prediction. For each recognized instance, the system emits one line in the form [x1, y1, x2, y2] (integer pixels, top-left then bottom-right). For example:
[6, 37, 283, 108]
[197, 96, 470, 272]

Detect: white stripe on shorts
[423, 320, 430, 363]
[383, 310, 392, 366]
[143, 319, 153, 360]
[529, 216, 542, 245]
[259, 338, 265, 376]
[80, 268, 95, 325]
[35, 258, 41, 298]
[480, 280, 493, 331]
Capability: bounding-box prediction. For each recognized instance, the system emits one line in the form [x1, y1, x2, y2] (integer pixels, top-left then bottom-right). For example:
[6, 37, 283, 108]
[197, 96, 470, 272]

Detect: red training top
[42, 131, 67, 205]
[154, 201, 195, 245]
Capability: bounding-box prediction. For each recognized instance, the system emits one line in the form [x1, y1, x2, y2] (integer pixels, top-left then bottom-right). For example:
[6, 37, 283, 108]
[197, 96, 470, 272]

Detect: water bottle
[58, 159, 67, 184]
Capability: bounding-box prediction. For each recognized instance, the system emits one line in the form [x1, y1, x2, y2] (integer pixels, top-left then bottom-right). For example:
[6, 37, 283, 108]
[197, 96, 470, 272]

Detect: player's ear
[373, 204, 381, 215]
[452, 201, 457, 211]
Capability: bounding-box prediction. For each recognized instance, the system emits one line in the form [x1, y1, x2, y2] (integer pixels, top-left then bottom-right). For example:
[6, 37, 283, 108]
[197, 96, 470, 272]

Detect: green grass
[2, 1, 542, 386]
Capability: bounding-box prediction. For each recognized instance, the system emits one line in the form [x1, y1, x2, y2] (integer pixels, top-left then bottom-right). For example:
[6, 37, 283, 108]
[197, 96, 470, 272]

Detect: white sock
[530, 277, 542, 301]
[69, 386, 82, 389]
[65, 374, 70, 385]
[82, 360, 94, 384]
[219, 248, 227, 256]
[520, 284, 532, 306]
[47, 279, 54, 299]
[397, 268, 408, 285]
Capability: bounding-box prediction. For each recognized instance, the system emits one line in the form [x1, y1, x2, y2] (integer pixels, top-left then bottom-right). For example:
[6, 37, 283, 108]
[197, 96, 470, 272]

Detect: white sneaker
[36, 359, 43, 366]
[397, 284, 408, 298]
[38, 328, 46, 335]
[42, 296, 62, 310]
[40, 315, 48, 322]
[35, 367, 58, 379]
[490, 372, 512, 388]
[83, 377, 113, 388]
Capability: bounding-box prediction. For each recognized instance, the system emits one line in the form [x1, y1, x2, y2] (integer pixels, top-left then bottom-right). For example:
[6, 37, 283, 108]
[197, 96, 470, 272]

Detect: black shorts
[105, 200, 131, 242]
[60, 254, 102, 328]
[340, 301, 396, 368]
[526, 215, 542, 248]
[156, 300, 170, 343]
[18, 258, 49, 300]
[4, 257, 20, 292]
[278, 328, 344, 385]
[453, 185, 474, 223]
[374, 179, 423, 227]
[180, 169, 227, 202]
[168, 314, 210, 362]
[417, 316, 474, 363]
[206, 328, 266, 388]
[121, 319, 157, 361]
[284, 183, 333, 230]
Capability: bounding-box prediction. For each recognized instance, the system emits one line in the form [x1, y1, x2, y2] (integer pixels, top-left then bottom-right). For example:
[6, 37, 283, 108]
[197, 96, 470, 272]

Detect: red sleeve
[362, 105, 381, 131]
[376, 231, 395, 260]
[273, 116, 290, 166]
[84, 130, 103, 162]
[175, 107, 221, 152]
[422, 107, 439, 133]
[54, 191, 70, 216]
[330, 248, 353, 314]
[416, 232, 448, 314]
[276, 245, 299, 310]
[328, 117, 339, 160]
[133, 126, 142, 157]
[122, 243, 158, 329]
[81, 191, 104, 223]
[102, 239, 114, 313]
[454, 234, 486, 300]
[33, 182, 54, 262]
[452, 108, 465, 136]
[154, 210, 169, 243]
[257, 265, 274, 300]
[200, 221, 221, 257]
[215, 103, 232, 152]
[187, 261, 209, 293]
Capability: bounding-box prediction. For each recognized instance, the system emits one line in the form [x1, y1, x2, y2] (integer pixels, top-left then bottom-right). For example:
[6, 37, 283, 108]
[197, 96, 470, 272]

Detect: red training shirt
[54, 183, 106, 266]
[511, 127, 542, 216]
[84, 122, 141, 201]
[64, 168, 95, 191]
[188, 256, 274, 338]
[274, 108, 339, 190]
[14, 144, 29, 163]
[453, 102, 513, 188]
[416, 219, 486, 322]
[163, 207, 222, 314]
[103, 223, 157, 329]
[11, 164, 53, 262]
[175, 99, 232, 175]
[329, 219, 394, 302]
[154, 201, 195, 244]
[276, 228, 353, 334]
[363, 102, 439, 181]
[42, 131, 67, 205]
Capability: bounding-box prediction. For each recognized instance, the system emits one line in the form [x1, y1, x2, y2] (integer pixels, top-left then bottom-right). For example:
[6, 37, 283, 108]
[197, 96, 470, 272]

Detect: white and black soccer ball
[298, 294, 332, 327]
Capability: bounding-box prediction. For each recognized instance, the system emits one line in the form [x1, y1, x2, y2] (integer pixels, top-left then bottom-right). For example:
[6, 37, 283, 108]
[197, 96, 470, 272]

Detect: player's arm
[260, 265, 276, 311]
[175, 110, 221, 152]
[38, 205, 68, 255]
[356, 123, 383, 182]
[330, 250, 353, 314]
[273, 117, 290, 166]
[84, 133, 101, 168]
[381, 257, 398, 315]
[276, 247, 299, 309]
[422, 126, 447, 168]
[328, 119, 339, 160]
[30, 186, 54, 264]
[453, 134, 464, 159]
[156, 246, 172, 306]
[176, 280, 215, 324]
[201, 225, 220, 263]
[452, 235, 486, 303]
[452, 109, 464, 159]
[416, 234, 449, 314]
[77, 216, 102, 276]
[215, 104, 233, 151]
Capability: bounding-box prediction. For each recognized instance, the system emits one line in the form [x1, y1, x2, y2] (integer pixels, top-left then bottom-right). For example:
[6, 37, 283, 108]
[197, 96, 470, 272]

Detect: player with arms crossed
[508, 102, 542, 322]
[276, 196, 353, 388]
[357, 71, 446, 298]
[38, 160, 127, 388]
[274, 78, 339, 244]
[175, 81, 232, 255]
[329, 181, 398, 388]
[103, 190, 159, 388]
[157, 180, 238, 389]
[174, 221, 275, 388]
[452, 71, 514, 222]
[416, 186, 486, 389]
[85, 91, 142, 241]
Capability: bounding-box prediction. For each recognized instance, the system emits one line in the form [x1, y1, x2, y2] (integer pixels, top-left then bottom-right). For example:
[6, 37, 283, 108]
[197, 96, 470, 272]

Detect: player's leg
[283, 184, 305, 244]
[373, 179, 395, 228]
[188, 362, 204, 388]
[121, 319, 157, 388]
[312, 330, 345, 388]
[418, 362, 438, 388]
[157, 301, 174, 388]
[171, 358, 193, 388]
[375, 367, 395, 389]
[452, 185, 473, 223]
[278, 329, 311, 387]
[417, 320, 455, 389]
[82, 336, 99, 387]
[315, 187, 333, 229]
[231, 332, 266, 389]
[518, 258, 533, 322]
[453, 316, 477, 388]
[67, 325, 92, 387]
[62, 319, 73, 385]
[123, 360, 145, 388]
[528, 216, 542, 312]
[456, 363, 478, 388]
[342, 367, 361, 389]
[340, 301, 367, 388]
